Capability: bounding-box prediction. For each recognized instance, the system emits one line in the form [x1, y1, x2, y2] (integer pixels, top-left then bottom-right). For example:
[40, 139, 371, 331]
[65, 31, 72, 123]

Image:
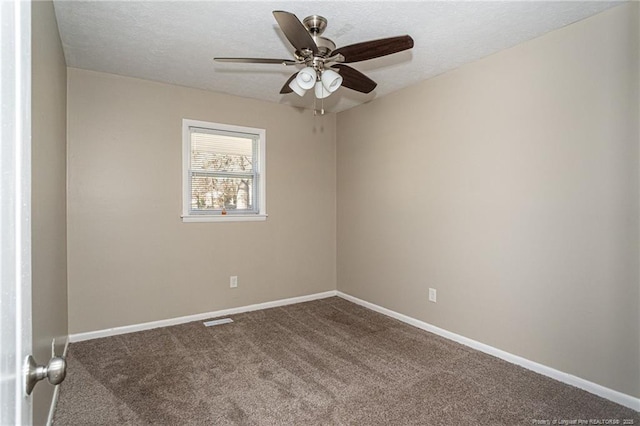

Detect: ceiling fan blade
[332, 64, 377, 94]
[332, 35, 414, 63]
[272, 11, 318, 54]
[214, 57, 297, 65]
[279, 73, 298, 94]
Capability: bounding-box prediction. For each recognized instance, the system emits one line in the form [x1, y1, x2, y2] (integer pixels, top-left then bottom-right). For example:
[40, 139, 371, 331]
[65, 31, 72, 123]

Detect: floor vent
[203, 318, 233, 327]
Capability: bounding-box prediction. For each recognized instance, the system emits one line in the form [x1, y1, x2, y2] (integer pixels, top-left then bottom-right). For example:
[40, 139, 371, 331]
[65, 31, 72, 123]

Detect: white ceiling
[53, 1, 620, 113]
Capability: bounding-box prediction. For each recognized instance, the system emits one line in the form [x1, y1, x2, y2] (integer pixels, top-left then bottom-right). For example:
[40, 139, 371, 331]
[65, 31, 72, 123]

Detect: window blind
[189, 127, 258, 214]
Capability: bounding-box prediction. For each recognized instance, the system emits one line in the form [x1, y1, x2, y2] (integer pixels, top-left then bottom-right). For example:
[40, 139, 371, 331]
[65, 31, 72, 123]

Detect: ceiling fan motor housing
[311, 36, 336, 57]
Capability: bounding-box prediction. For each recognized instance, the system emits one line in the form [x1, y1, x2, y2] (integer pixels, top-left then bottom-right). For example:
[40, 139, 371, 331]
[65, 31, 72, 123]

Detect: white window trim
[181, 119, 267, 223]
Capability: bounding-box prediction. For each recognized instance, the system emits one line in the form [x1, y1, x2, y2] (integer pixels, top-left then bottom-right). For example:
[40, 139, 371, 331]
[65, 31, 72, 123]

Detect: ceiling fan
[214, 11, 414, 109]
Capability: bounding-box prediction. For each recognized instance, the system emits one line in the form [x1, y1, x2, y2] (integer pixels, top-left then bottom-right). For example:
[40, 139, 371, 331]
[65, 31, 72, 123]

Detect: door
[1, 0, 33, 424]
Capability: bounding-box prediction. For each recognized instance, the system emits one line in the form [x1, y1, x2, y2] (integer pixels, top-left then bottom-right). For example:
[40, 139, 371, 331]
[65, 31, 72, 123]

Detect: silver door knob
[24, 355, 66, 395]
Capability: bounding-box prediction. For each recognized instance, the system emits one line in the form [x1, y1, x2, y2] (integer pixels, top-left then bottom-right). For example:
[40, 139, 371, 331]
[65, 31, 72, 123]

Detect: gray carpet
[54, 297, 639, 425]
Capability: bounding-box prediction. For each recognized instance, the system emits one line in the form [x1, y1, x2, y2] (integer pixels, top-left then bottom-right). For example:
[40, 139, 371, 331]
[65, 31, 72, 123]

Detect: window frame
[181, 119, 267, 222]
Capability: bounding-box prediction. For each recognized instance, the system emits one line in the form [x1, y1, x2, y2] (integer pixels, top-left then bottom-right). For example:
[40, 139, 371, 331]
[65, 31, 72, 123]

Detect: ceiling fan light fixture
[296, 67, 317, 90]
[314, 81, 331, 99]
[321, 69, 342, 93]
[289, 78, 307, 96]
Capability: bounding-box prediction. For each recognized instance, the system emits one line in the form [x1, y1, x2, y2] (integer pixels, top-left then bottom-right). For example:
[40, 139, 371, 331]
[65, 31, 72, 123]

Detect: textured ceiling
[53, 1, 620, 113]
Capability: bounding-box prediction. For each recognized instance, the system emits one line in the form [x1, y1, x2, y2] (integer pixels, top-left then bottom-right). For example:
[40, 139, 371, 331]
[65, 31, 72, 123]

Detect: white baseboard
[64, 289, 639, 412]
[336, 291, 640, 412]
[69, 290, 338, 343]
[46, 336, 69, 426]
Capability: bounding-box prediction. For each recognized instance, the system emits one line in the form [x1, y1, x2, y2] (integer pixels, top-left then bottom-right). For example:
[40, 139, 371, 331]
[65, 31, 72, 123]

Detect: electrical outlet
[230, 276, 238, 288]
[429, 288, 437, 303]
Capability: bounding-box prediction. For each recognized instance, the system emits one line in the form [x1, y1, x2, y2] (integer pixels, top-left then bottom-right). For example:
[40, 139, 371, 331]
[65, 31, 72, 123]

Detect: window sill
[181, 214, 268, 223]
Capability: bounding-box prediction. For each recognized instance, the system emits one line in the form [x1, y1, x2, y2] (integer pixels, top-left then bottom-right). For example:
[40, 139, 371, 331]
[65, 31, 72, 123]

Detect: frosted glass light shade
[296, 67, 317, 90]
[314, 81, 331, 99]
[321, 69, 343, 93]
[288, 79, 307, 97]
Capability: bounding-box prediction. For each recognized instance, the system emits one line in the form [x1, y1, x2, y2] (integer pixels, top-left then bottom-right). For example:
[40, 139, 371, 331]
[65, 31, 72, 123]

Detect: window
[182, 119, 266, 222]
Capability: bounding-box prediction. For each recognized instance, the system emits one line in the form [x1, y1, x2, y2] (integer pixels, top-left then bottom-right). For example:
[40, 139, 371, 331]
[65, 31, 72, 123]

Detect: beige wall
[31, 1, 68, 424]
[67, 69, 336, 334]
[337, 3, 639, 398]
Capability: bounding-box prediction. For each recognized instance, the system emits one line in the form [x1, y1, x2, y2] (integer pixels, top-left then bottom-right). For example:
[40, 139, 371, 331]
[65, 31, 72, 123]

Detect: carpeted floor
[54, 297, 639, 425]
